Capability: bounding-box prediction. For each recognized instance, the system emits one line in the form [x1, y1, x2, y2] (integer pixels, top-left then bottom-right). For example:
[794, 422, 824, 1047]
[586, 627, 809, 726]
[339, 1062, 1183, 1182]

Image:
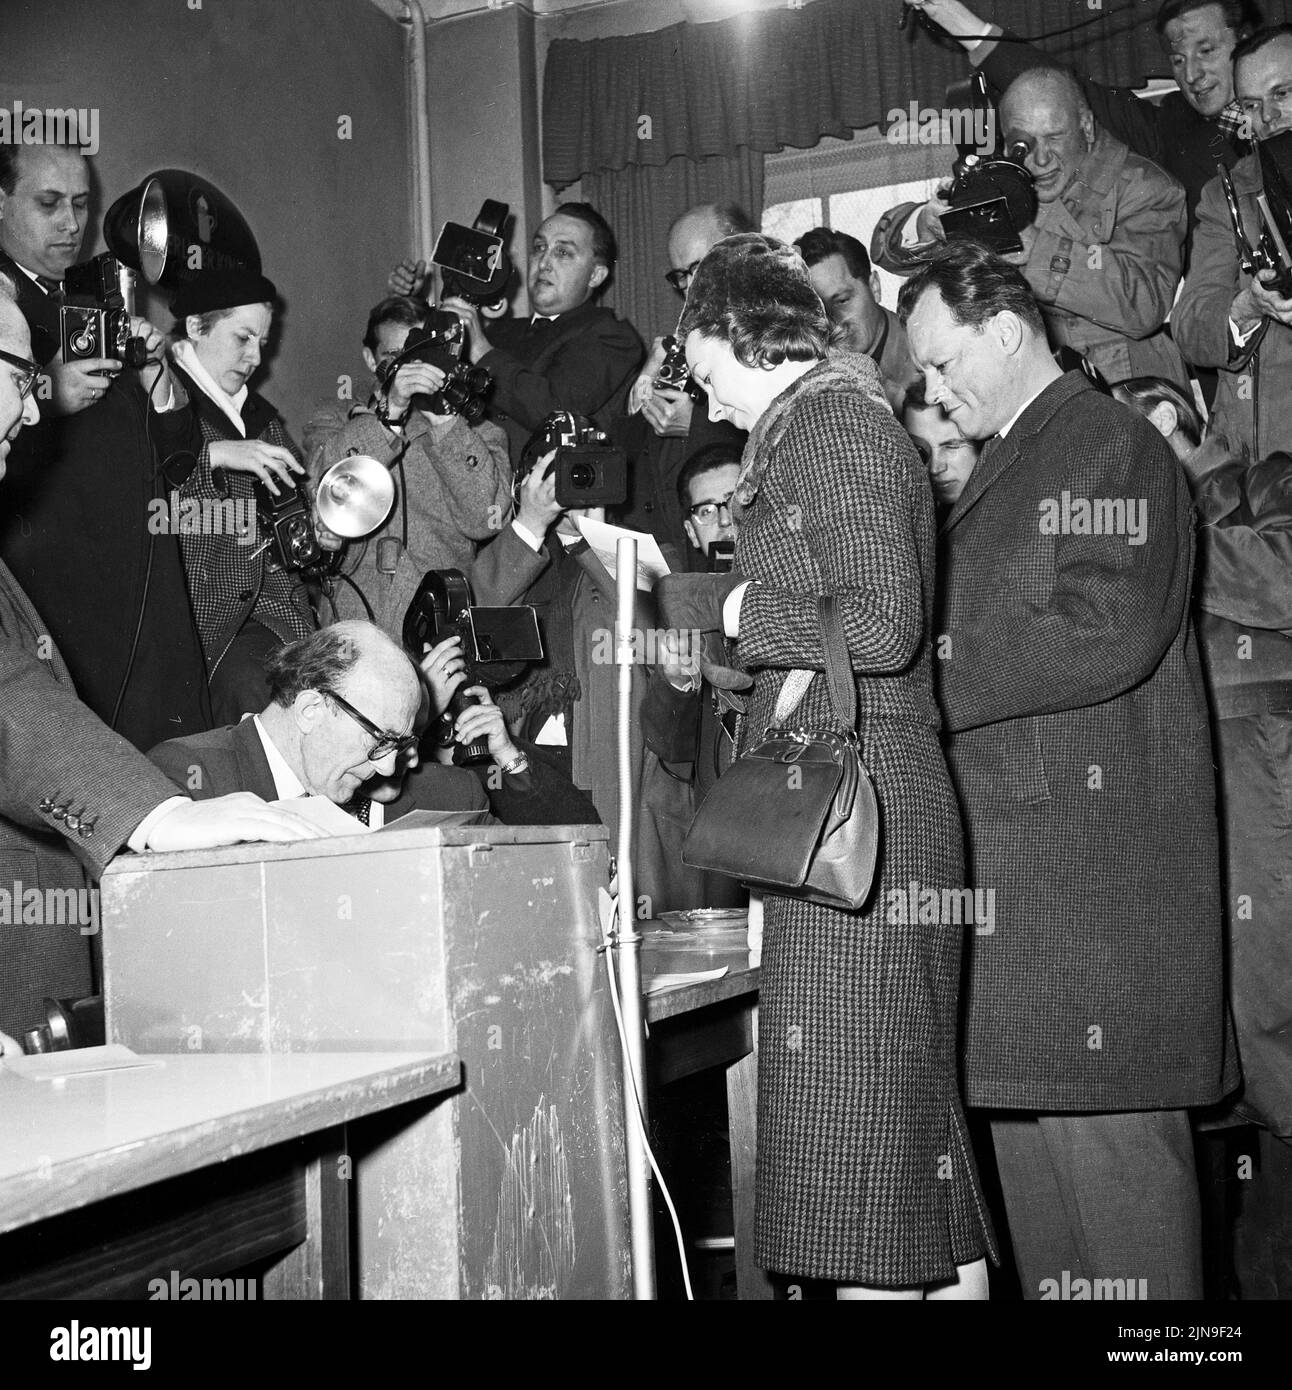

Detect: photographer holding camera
[166, 268, 317, 723]
[305, 295, 540, 636]
[872, 67, 1191, 387]
[395, 203, 643, 467]
[0, 142, 213, 751]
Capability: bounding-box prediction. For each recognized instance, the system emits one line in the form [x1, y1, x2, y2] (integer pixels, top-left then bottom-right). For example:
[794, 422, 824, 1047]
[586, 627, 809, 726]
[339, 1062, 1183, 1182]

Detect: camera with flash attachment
[517, 411, 627, 510]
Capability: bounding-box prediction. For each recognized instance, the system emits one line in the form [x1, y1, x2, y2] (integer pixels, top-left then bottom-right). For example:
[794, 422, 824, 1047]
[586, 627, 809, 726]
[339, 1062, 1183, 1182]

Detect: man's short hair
[552, 201, 617, 268]
[678, 233, 828, 369]
[0, 141, 86, 196]
[1112, 375, 1205, 450]
[363, 295, 427, 354]
[677, 442, 744, 509]
[1232, 21, 1292, 66]
[795, 227, 871, 280]
[902, 377, 932, 414]
[896, 240, 1047, 338]
[1155, 1, 1260, 38]
[265, 628, 362, 707]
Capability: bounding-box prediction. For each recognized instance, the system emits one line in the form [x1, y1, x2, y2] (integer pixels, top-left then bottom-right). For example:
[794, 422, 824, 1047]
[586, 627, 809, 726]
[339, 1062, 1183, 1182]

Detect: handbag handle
[772, 594, 857, 732]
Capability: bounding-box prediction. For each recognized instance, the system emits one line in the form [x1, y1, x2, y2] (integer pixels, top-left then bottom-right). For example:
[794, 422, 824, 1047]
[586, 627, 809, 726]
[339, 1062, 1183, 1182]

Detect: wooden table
[642, 936, 771, 1300]
[0, 1051, 460, 1299]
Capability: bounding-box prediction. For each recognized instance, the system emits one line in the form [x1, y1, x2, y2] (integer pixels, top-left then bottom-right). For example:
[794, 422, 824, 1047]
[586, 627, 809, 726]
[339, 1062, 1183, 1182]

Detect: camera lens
[568, 463, 594, 490]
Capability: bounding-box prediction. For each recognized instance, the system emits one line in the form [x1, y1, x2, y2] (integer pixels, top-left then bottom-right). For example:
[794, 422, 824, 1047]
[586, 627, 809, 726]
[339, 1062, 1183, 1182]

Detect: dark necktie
[34, 276, 63, 298]
[346, 795, 371, 825]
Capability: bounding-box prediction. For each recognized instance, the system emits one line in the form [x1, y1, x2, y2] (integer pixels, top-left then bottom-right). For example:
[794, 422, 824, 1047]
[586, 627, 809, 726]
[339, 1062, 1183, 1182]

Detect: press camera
[402, 569, 543, 762]
[516, 411, 627, 510]
[937, 73, 1037, 256]
[375, 308, 493, 424]
[432, 199, 513, 310]
[1218, 130, 1292, 299]
[60, 254, 150, 368]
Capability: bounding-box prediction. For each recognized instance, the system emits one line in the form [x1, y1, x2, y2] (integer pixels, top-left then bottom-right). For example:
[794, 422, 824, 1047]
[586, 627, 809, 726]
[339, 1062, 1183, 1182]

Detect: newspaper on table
[574, 516, 671, 592]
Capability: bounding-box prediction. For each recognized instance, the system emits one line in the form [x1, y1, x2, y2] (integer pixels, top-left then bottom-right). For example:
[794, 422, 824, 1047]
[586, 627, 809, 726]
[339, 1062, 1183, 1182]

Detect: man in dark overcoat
[901, 241, 1237, 1300]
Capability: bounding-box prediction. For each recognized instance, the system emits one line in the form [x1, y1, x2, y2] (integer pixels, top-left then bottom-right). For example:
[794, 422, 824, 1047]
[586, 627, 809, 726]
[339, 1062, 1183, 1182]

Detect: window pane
[761, 198, 822, 247]
[828, 180, 944, 314]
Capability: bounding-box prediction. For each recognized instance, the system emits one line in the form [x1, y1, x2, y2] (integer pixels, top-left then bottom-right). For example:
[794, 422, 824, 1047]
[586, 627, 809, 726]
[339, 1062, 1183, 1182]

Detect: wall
[425, 5, 544, 317]
[0, 0, 412, 434]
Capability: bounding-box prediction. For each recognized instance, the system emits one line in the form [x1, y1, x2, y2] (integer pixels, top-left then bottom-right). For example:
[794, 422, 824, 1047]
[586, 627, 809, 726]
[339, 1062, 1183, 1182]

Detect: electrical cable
[108, 358, 168, 732]
[599, 892, 695, 1301]
[907, 1, 1147, 45]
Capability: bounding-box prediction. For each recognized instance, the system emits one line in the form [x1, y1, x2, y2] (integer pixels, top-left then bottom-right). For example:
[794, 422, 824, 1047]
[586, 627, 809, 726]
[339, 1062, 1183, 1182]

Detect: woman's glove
[655, 571, 749, 635]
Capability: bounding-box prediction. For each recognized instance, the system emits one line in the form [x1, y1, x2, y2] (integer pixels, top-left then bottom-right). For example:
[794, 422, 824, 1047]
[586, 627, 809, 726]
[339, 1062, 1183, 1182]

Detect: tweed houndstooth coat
[731, 353, 993, 1286]
[937, 372, 1237, 1112]
[169, 364, 316, 676]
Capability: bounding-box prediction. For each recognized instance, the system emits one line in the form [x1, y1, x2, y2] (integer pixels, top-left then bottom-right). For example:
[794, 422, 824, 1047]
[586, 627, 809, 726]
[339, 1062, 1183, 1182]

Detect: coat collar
[941, 371, 1094, 534]
[734, 352, 889, 514]
[229, 715, 279, 801]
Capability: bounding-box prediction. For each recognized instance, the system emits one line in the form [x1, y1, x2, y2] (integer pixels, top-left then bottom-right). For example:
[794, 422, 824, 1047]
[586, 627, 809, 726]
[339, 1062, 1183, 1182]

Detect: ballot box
[101, 822, 631, 1300]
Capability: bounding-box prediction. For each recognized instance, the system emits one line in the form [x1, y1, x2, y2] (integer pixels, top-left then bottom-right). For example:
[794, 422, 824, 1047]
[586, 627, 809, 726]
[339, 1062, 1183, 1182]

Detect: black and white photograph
[0, 0, 1287, 1365]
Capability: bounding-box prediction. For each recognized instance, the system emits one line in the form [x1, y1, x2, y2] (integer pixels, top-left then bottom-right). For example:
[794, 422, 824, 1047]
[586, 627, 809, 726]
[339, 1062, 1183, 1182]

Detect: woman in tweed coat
[167, 269, 316, 722]
[664, 235, 993, 1296]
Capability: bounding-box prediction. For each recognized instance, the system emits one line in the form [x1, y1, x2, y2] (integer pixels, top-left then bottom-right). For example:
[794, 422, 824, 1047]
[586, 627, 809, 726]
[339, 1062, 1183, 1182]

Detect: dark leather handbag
[681, 595, 880, 911]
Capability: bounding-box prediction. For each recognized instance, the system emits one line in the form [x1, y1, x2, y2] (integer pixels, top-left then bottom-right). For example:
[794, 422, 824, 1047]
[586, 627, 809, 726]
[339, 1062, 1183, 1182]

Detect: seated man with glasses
[147, 621, 487, 826]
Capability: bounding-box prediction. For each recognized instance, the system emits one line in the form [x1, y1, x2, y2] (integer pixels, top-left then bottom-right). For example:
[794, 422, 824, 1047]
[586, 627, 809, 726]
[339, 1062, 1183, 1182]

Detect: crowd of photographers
[0, 0, 1289, 1299]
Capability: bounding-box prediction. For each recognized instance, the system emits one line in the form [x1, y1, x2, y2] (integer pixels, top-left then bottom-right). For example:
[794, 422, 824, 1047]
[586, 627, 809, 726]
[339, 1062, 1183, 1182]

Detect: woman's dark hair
[1111, 375, 1205, 450]
[896, 240, 1047, 338]
[677, 233, 829, 369]
[363, 295, 427, 354]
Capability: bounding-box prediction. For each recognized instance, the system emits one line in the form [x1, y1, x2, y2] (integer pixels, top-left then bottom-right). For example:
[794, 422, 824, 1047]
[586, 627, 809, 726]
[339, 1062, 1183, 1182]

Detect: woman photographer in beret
[659, 233, 993, 1298]
[168, 269, 316, 722]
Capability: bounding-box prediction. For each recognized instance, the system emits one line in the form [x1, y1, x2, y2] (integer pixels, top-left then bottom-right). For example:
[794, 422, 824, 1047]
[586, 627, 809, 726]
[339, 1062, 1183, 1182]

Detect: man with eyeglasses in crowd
[617, 203, 753, 570]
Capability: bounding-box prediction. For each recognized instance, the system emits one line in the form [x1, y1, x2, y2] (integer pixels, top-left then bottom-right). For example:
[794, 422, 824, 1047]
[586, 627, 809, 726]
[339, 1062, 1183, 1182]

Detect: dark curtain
[542, 0, 1198, 191]
[586, 148, 764, 348]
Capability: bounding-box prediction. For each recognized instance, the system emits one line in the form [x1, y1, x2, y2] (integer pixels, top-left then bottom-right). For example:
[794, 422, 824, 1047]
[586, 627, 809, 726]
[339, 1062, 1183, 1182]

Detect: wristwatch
[499, 751, 530, 776]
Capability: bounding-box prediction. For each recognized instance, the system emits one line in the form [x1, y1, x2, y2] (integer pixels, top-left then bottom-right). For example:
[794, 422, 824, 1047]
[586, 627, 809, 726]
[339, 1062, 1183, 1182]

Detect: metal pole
[614, 535, 655, 1299]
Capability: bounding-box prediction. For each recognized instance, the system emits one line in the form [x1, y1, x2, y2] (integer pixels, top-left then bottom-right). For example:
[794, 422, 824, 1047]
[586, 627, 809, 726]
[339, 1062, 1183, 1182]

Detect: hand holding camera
[419, 633, 471, 716]
[47, 351, 122, 416]
[515, 449, 563, 538]
[209, 438, 304, 494]
[452, 686, 523, 770]
[440, 296, 489, 365]
[385, 359, 450, 421]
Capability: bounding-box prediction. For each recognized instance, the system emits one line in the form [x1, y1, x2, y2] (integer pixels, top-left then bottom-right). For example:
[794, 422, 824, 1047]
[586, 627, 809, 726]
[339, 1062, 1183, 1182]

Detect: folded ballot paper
[574, 516, 670, 591]
[269, 797, 487, 837]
